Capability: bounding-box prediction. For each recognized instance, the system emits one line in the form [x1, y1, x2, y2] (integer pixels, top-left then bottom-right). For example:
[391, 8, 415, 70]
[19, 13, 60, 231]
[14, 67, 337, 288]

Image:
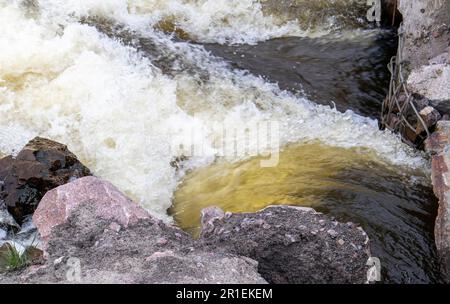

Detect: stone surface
[0, 137, 91, 223]
[425, 121, 450, 282]
[33, 176, 150, 242]
[408, 64, 450, 113]
[398, 0, 450, 69]
[1, 203, 266, 284]
[0, 203, 19, 231]
[416, 106, 442, 134]
[429, 51, 450, 65]
[198, 206, 371, 284]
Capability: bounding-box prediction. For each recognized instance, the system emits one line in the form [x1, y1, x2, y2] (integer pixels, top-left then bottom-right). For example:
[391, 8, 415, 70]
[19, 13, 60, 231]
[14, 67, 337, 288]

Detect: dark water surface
[205, 30, 397, 118]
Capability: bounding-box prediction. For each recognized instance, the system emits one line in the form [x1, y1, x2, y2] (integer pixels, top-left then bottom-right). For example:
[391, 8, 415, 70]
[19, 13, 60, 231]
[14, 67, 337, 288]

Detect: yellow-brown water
[170, 142, 443, 283]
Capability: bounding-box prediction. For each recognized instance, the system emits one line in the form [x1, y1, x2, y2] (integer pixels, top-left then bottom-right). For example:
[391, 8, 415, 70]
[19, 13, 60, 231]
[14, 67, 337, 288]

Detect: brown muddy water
[170, 31, 444, 283]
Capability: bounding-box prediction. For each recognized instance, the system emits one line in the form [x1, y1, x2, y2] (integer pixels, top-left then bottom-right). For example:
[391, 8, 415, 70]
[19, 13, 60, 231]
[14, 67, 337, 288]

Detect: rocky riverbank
[426, 123, 450, 282]
[382, 0, 450, 281]
[381, 0, 450, 147]
[0, 138, 372, 284]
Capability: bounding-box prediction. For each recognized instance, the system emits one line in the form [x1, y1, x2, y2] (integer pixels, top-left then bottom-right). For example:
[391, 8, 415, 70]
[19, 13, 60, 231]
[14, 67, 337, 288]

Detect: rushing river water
[205, 31, 397, 118]
[0, 0, 444, 283]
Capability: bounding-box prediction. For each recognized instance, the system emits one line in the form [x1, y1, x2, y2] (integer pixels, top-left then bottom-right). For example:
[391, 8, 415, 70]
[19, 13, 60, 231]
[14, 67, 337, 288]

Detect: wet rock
[199, 206, 371, 284]
[2, 198, 266, 284]
[33, 176, 150, 242]
[425, 121, 450, 282]
[0, 203, 19, 231]
[0, 137, 91, 223]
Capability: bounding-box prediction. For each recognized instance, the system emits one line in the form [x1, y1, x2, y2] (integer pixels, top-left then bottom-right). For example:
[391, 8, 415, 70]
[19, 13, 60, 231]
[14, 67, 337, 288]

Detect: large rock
[198, 206, 371, 284]
[398, 0, 450, 114]
[0, 137, 91, 223]
[398, 0, 450, 69]
[2, 181, 265, 284]
[33, 176, 150, 242]
[425, 121, 450, 282]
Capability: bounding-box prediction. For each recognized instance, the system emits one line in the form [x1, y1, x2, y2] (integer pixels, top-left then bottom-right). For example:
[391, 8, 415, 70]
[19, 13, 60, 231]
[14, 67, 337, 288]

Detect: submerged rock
[198, 206, 371, 284]
[0, 137, 91, 223]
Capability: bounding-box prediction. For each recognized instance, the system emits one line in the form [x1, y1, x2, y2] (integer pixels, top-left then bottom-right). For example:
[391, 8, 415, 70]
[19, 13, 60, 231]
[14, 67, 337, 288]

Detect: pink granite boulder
[33, 176, 150, 241]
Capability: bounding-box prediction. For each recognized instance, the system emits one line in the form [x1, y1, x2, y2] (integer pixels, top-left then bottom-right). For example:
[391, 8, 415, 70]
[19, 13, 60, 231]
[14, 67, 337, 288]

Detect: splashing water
[0, 0, 428, 220]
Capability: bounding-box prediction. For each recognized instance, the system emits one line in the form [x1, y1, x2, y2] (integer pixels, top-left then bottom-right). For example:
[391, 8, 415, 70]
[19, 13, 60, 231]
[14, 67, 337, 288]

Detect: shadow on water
[204, 30, 398, 119]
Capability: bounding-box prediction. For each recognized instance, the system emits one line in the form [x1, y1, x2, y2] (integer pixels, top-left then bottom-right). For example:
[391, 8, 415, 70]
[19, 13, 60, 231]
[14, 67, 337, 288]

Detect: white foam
[37, 0, 307, 44]
[0, 1, 428, 221]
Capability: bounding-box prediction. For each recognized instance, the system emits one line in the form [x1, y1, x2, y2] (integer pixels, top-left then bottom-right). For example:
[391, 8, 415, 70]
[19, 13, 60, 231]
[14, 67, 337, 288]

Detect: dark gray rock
[198, 206, 371, 284]
[0, 137, 91, 223]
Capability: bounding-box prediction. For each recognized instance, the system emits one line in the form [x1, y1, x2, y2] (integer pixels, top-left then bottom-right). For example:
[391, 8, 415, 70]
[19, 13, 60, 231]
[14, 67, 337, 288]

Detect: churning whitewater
[0, 0, 427, 220]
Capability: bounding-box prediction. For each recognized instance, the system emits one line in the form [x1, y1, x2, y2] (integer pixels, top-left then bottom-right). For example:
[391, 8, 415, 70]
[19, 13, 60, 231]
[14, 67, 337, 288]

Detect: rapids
[0, 0, 443, 283]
